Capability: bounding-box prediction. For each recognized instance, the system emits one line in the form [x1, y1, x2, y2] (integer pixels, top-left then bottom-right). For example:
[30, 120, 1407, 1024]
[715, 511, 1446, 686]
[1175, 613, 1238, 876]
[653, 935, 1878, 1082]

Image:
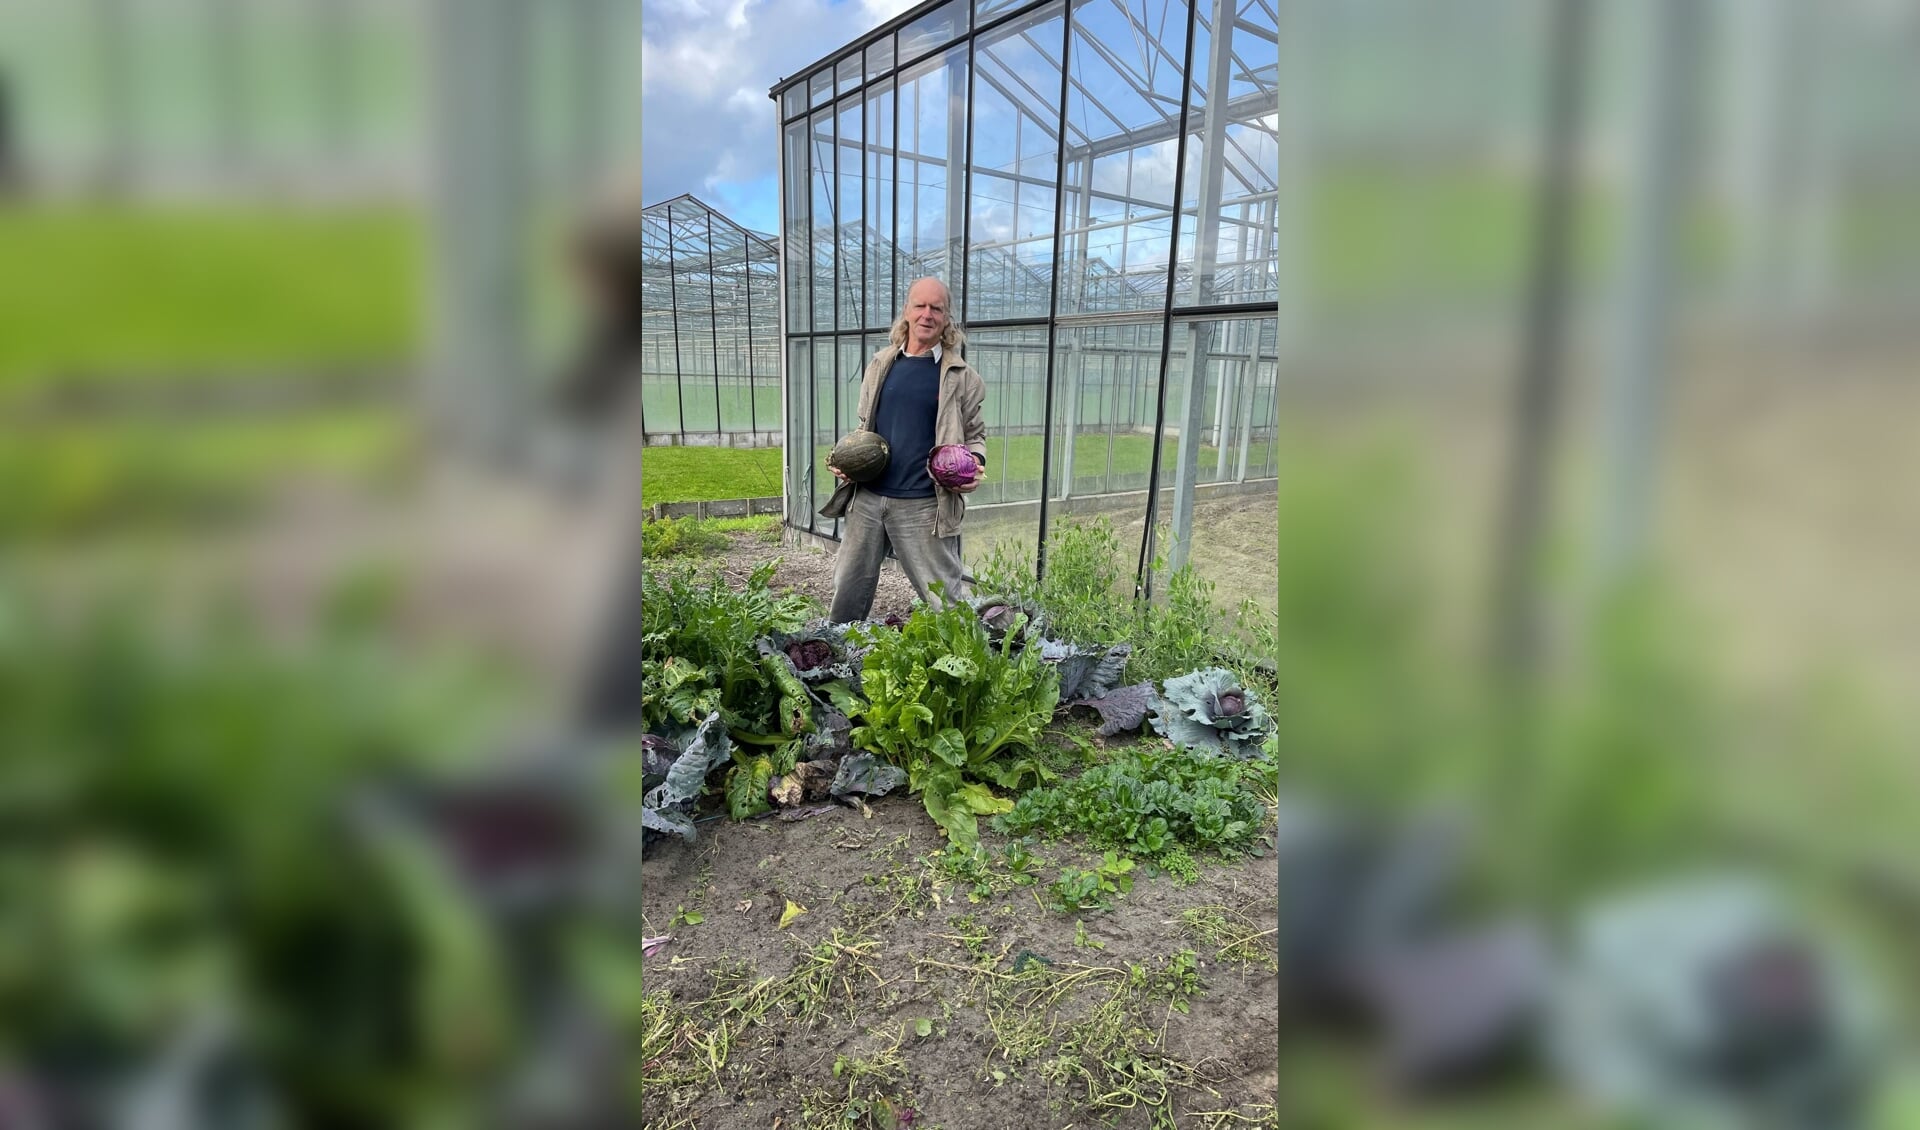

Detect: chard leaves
[850, 601, 1059, 851]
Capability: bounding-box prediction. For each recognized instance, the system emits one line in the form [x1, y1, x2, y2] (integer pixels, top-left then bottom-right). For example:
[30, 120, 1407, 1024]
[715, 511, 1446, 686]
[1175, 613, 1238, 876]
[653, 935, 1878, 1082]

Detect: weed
[1156, 845, 1201, 886]
[1179, 905, 1279, 971]
[1048, 851, 1136, 913]
[975, 516, 1270, 686]
[1000, 838, 1044, 885]
[639, 515, 732, 559]
[928, 844, 1003, 903]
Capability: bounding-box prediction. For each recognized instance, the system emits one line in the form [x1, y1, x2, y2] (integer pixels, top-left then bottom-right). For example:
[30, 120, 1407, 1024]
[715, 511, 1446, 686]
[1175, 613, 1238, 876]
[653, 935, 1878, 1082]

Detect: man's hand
[953, 452, 985, 494]
[829, 465, 849, 485]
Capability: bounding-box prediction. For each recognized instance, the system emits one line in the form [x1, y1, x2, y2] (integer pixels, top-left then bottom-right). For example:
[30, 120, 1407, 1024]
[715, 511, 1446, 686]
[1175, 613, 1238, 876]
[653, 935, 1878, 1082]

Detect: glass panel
[788, 340, 813, 525]
[814, 340, 839, 535]
[897, 0, 969, 63]
[977, 0, 1038, 20]
[866, 79, 897, 331]
[782, 82, 808, 121]
[838, 98, 866, 331]
[808, 65, 834, 109]
[1173, 4, 1279, 309]
[961, 325, 1048, 578]
[865, 35, 895, 83]
[840, 336, 866, 438]
[784, 118, 812, 330]
[896, 47, 969, 322]
[711, 217, 757, 434]
[637, 208, 680, 434]
[1058, 0, 1192, 316]
[670, 201, 720, 433]
[749, 241, 781, 432]
[1175, 316, 1280, 612]
[811, 109, 837, 332]
[1040, 319, 1165, 588]
[1047, 318, 1162, 504]
[965, 3, 1064, 322]
[836, 51, 862, 97]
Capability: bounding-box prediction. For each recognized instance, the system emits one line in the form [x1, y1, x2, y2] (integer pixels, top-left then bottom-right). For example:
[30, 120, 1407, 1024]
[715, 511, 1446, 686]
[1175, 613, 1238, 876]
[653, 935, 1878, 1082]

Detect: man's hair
[888, 279, 966, 354]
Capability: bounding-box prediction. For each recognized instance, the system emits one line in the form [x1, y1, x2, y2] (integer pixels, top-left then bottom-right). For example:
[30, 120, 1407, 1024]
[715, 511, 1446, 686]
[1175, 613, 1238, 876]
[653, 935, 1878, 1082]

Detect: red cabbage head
[926, 444, 980, 490]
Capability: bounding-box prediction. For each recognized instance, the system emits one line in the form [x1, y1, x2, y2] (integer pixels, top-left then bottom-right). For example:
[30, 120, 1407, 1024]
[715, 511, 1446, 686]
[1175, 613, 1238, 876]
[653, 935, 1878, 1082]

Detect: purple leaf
[1070, 681, 1153, 736]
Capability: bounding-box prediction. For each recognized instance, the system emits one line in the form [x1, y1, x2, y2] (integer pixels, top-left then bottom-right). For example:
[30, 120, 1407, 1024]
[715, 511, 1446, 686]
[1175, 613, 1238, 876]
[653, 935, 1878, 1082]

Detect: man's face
[904, 283, 948, 346]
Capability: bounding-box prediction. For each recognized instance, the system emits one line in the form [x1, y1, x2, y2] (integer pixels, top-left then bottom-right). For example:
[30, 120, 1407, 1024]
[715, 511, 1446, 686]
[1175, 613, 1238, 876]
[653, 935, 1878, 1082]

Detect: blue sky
[641, 0, 919, 233]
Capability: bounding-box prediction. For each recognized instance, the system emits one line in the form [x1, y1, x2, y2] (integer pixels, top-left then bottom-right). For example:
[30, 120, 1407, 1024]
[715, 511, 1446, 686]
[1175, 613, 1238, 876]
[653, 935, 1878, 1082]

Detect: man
[820, 277, 987, 623]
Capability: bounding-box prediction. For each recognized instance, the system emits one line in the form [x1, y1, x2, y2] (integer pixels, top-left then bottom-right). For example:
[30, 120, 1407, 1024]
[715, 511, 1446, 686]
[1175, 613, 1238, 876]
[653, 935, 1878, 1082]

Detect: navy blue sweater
[868, 353, 940, 498]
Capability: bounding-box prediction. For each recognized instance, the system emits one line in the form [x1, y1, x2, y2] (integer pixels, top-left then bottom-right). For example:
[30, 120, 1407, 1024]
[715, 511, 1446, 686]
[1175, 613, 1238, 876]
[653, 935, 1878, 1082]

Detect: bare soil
[706, 527, 922, 622]
[639, 731, 1281, 1130]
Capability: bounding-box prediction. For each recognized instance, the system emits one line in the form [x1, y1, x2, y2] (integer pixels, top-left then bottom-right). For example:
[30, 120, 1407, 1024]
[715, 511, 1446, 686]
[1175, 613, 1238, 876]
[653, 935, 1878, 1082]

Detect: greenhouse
[636, 194, 784, 445]
[771, 0, 1281, 596]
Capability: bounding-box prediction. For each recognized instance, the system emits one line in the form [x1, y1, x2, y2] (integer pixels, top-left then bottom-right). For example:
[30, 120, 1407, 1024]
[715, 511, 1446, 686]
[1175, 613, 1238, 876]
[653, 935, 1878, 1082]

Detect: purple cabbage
[927, 444, 980, 489]
[787, 639, 833, 673]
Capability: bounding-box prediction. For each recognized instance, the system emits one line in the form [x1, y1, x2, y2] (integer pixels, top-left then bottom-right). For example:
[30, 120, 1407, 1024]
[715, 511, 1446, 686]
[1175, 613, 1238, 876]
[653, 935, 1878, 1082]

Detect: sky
[640, 0, 921, 233]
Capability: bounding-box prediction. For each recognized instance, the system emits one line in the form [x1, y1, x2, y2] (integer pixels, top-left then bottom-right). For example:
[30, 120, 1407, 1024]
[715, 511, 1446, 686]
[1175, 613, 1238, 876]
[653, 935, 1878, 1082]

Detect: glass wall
[635, 194, 783, 445]
[774, 0, 1281, 591]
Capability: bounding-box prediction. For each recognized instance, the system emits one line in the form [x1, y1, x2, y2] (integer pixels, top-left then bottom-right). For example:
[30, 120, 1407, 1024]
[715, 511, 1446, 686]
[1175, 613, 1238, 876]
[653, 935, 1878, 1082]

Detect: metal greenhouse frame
[771, 0, 1283, 592]
[637, 194, 784, 446]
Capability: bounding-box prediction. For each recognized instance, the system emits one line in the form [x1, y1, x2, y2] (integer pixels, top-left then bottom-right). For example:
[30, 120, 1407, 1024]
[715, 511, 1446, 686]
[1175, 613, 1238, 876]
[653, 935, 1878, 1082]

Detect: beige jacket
[818, 343, 988, 538]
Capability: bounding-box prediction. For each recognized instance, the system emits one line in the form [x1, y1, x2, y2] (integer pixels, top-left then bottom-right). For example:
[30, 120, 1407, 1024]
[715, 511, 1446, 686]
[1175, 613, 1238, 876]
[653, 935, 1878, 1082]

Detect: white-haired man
[819, 276, 987, 622]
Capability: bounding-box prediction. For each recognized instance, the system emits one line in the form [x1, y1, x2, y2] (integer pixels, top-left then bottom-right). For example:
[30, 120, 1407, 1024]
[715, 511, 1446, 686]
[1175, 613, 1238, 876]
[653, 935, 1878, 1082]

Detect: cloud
[859, 0, 921, 24]
[642, 0, 893, 222]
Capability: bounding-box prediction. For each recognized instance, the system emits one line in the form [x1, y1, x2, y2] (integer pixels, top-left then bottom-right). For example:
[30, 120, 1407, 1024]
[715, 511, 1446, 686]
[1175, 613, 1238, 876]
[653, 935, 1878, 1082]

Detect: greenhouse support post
[1489, 0, 1591, 684]
[1594, 0, 1701, 581]
[425, 0, 531, 459]
[1167, 0, 1236, 577]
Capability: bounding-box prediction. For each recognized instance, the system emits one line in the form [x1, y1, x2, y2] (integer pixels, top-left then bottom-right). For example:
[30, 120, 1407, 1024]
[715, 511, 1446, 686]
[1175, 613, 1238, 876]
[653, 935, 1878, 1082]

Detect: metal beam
[1594, 0, 1702, 578]
[1167, 0, 1237, 575]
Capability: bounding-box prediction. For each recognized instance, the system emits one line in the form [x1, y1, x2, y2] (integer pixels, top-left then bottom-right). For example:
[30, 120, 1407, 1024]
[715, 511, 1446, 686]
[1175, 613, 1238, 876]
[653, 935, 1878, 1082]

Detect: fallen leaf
[641, 935, 672, 959]
[914, 1018, 933, 1037]
[736, 899, 753, 913]
[778, 899, 808, 930]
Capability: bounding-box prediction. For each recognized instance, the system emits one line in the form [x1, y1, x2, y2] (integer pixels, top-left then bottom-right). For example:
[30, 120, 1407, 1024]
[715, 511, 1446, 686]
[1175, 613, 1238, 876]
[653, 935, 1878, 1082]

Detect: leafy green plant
[639, 515, 731, 560]
[1150, 667, 1275, 760]
[638, 712, 731, 843]
[976, 517, 1259, 687]
[928, 845, 1002, 903]
[1047, 851, 1135, 912]
[849, 594, 1059, 850]
[995, 745, 1270, 867]
[1000, 838, 1043, 885]
[639, 561, 817, 741]
[0, 574, 519, 1126]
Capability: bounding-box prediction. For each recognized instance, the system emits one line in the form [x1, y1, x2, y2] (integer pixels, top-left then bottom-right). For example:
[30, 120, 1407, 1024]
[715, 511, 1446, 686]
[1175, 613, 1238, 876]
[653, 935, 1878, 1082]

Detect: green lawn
[0, 410, 408, 537]
[639, 446, 783, 506]
[641, 431, 1273, 509]
[0, 203, 420, 394]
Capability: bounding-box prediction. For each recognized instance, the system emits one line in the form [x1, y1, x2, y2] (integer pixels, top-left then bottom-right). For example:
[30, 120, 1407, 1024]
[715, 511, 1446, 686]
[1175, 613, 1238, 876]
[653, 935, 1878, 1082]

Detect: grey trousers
[829, 489, 968, 623]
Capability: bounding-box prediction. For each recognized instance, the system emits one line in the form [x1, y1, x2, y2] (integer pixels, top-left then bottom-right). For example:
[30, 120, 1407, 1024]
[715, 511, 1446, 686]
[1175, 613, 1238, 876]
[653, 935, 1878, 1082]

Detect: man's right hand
[830, 465, 849, 485]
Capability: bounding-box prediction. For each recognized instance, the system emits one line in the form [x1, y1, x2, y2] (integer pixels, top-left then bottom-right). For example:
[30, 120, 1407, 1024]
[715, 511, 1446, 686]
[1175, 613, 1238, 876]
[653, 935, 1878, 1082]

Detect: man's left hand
[953, 453, 985, 494]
